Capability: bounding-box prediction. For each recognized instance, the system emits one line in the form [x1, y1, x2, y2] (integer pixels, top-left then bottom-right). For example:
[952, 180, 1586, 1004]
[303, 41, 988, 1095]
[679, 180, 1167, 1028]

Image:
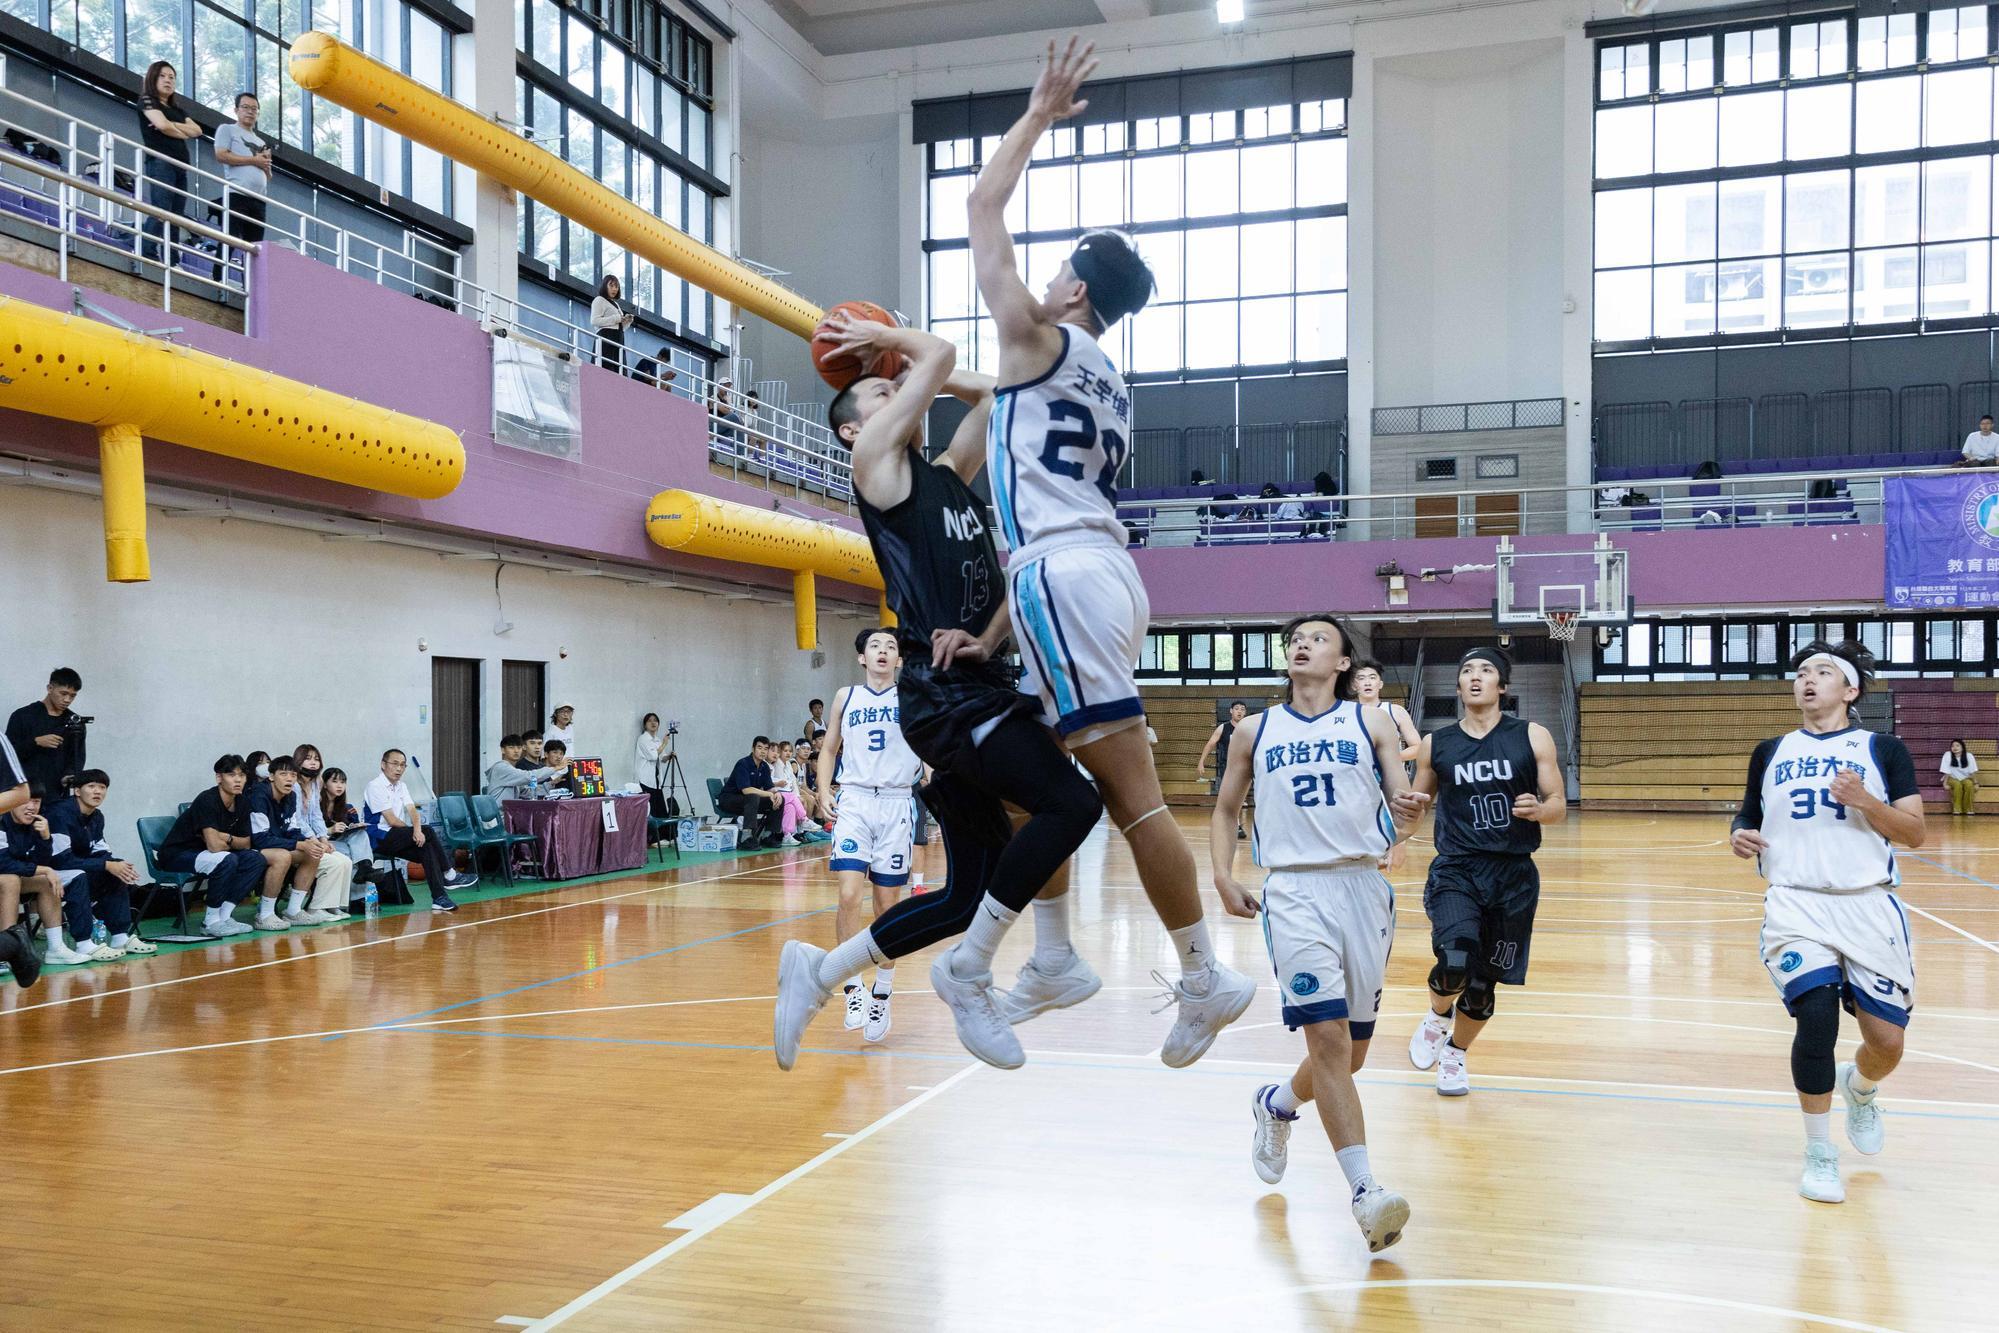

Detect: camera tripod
[656, 729, 695, 820]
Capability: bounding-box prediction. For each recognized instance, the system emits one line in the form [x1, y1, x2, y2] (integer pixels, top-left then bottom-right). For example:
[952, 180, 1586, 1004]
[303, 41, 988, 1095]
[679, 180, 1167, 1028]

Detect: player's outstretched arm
[1518, 722, 1568, 825]
[815, 687, 847, 818]
[969, 37, 1095, 372]
[942, 366, 997, 406]
[1210, 718, 1261, 918]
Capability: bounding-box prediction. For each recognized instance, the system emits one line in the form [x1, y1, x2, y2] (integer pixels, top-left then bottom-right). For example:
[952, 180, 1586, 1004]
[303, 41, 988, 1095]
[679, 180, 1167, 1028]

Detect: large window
[1597, 613, 1993, 680]
[15, 0, 463, 214]
[1593, 7, 1999, 346]
[516, 0, 718, 337]
[922, 86, 1349, 378]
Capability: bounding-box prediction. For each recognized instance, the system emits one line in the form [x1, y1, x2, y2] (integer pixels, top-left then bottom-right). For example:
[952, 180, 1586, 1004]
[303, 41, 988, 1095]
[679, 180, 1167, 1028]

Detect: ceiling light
[1217, 0, 1245, 24]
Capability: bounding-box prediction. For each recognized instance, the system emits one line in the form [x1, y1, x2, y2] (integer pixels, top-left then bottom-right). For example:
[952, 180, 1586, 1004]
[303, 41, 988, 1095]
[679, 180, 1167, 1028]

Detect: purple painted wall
[0, 249, 866, 597]
[1132, 526, 1886, 619]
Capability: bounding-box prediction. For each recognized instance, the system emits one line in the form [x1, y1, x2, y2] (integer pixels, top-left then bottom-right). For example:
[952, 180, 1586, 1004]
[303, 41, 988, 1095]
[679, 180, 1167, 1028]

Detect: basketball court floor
[4, 810, 1995, 1332]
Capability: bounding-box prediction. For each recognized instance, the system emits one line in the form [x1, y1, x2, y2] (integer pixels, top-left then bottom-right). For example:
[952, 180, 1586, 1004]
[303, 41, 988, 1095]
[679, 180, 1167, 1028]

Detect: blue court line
[323, 906, 834, 1041]
[376, 1028, 1999, 1124]
[1908, 852, 1999, 894]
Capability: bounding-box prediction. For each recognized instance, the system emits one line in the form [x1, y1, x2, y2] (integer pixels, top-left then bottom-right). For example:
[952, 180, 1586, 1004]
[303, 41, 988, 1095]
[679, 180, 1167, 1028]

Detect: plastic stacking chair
[434, 793, 493, 885]
[134, 815, 200, 936]
[470, 794, 540, 883]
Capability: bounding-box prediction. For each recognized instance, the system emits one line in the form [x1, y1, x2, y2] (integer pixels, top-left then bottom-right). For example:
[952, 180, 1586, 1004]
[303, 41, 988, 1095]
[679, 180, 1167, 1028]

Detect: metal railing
[1115, 460, 1963, 545]
[0, 81, 856, 504]
[1595, 381, 1996, 470]
[1372, 398, 1565, 435]
[1122, 419, 1346, 490]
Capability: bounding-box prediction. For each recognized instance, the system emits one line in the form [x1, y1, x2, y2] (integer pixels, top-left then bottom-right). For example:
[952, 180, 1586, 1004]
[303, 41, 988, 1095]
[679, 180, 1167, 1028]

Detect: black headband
[1069, 234, 1153, 327]
[1459, 648, 1511, 686]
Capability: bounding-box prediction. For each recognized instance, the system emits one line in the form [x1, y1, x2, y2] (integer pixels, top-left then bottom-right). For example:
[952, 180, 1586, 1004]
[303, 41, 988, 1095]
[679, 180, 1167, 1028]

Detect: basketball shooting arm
[1209, 711, 1262, 918]
[967, 37, 1097, 385]
[829, 318, 959, 509]
[1516, 722, 1568, 824]
[816, 686, 849, 822]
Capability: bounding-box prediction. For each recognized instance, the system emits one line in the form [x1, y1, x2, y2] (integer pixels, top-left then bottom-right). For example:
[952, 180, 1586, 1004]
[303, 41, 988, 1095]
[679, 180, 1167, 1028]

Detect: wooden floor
[5, 811, 1997, 1332]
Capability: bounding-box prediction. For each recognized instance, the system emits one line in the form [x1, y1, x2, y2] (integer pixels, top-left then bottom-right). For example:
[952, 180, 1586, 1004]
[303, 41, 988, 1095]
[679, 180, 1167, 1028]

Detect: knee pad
[1428, 945, 1473, 998]
[1456, 980, 1496, 1023]
[1790, 982, 1841, 1095]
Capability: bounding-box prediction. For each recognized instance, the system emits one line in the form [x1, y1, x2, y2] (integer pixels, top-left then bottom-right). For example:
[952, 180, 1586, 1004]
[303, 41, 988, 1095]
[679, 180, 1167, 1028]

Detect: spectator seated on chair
[248, 756, 352, 927]
[48, 769, 155, 959]
[538, 740, 579, 794]
[3, 787, 96, 964]
[520, 729, 547, 765]
[157, 755, 269, 939]
[767, 740, 824, 842]
[718, 737, 784, 850]
[294, 744, 372, 896]
[0, 734, 40, 987]
[1957, 415, 1999, 468]
[363, 748, 472, 912]
[483, 734, 561, 799]
[316, 767, 379, 905]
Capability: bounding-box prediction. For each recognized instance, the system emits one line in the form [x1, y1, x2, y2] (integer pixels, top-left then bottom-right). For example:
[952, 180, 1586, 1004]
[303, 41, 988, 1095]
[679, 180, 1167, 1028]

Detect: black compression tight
[869, 713, 1101, 959]
[1790, 983, 1841, 1095]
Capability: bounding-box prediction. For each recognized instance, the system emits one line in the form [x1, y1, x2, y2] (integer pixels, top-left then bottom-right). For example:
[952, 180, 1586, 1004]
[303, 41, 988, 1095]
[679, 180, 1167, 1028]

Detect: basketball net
[1544, 611, 1580, 642]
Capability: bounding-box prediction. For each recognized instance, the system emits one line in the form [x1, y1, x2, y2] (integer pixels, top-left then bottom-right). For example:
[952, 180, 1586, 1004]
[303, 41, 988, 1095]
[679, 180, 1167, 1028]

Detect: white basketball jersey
[832, 683, 921, 789]
[988, 324, 1133, 554]
[1249, 702, 1395, 870]
[1751, 727, 1914, 893]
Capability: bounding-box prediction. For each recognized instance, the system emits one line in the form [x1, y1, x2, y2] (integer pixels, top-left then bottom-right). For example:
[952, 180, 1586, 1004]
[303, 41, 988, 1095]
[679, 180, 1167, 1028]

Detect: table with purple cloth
[500, 795, 651, 879]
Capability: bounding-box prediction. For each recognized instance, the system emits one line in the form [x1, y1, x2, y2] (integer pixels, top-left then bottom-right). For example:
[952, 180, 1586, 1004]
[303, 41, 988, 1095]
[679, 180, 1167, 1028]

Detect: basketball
[810, 299, 907, 390]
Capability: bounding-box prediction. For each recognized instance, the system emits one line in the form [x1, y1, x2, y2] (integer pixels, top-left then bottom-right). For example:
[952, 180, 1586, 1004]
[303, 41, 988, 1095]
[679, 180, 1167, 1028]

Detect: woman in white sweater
[1942, 740, 1979, 815]
[636, 713, 668, 819]
[590, 274, 635, 375]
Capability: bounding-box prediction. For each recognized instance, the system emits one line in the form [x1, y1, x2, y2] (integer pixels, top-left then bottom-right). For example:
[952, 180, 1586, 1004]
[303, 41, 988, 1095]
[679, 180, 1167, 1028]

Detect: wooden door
[1414, 495, 1459, 539]
[431, 657, 482, 797]
[1474, 492, 1522, 536]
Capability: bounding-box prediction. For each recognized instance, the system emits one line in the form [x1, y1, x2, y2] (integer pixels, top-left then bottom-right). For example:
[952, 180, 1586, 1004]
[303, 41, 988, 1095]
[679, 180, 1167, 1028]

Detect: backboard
[1494, 535, 1631, 629]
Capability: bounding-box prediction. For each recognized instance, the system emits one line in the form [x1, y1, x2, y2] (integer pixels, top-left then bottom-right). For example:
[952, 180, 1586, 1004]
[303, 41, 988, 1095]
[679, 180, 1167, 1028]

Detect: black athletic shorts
[1423, 853, 1541, 985]
[895, 655, 1037, 775]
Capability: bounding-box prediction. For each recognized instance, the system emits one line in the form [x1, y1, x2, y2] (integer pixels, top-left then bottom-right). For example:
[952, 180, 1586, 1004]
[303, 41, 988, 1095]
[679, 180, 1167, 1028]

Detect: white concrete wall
[0, 486, 865, 827]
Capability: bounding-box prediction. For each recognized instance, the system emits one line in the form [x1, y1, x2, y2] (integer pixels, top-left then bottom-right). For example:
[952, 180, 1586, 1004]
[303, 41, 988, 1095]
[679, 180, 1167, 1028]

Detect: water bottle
[363, 885, 380, 919]
[92, 919, 108, 946]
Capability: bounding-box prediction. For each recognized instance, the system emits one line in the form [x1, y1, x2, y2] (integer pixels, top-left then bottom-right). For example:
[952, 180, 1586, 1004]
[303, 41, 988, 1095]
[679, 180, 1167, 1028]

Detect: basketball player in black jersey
[1402, 648, 1565, 1095]
[772, 312, 1105, 1071]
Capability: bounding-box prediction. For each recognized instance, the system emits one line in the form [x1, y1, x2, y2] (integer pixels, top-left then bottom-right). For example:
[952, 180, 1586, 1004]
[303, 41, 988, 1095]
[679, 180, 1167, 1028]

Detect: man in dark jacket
[47, 768, 155, 960]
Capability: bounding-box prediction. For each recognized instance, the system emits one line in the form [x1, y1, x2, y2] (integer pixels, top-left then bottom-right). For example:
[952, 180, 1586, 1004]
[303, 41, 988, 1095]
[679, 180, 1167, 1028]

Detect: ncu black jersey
[1430, 715, 1542, 858]
[859, 457, 1000, 655]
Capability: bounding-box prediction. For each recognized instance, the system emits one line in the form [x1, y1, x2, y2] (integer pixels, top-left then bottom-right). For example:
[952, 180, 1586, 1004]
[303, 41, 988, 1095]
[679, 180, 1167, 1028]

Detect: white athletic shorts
[1008, 538, 1148, 746]
[1259, 863, 1396, 1038]
[829, 785, 914, 888]
[1760, 883, 1915, 1028]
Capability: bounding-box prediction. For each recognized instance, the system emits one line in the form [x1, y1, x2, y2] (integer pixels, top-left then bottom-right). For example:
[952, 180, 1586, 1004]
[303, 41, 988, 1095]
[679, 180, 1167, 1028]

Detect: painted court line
[520, 1062, 983, 1331]
[661, 1193, 752, 1232]
[1, 855, 824, 1016]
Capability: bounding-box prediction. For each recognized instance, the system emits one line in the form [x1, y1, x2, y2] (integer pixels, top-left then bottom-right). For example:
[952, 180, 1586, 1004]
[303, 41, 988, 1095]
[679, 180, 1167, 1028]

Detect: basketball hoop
[1544, 611, 1580, 642]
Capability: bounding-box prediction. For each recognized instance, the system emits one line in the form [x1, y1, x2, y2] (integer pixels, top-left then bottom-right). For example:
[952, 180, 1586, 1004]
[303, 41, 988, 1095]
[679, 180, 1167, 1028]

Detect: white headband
[1799, 652, 1860, 690]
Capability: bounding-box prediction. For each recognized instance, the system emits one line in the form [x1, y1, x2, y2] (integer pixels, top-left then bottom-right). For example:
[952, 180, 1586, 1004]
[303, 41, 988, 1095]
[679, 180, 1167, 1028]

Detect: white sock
[259, 896, 279, 919]
[204, 905, 223, 928]
[1167, 920, 1216, 989]
[110, 933, 129, 948]
[42, 925, 64, 951]
[1335, 1144, 1375, 1197]
[817, 932, 882, 989]
[1031, 891, 1074, 968]
[1849, 1067, 1879, 1097]
[911, 872, 925, 889]
[873, 966, 894, 997]
[952, 894, 1020, 978]
[286, 889, 307, 914]
[1803, 1111, 1832, 1146]
[1269, 1082, 1305, 1116]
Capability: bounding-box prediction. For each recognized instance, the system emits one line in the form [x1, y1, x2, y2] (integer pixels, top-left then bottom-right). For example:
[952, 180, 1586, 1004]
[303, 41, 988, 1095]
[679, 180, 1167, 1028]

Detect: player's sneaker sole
[929, 948, 1024, 1070]
[995, 953, 1103, 1025]
[1837, 1061, 1884, 1156]
[1352, 1186, 1410, 1252]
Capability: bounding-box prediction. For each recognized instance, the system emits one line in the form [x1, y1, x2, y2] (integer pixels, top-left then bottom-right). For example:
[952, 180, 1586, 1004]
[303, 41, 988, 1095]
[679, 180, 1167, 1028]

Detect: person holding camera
[636, 713, 673, 819]
[7, 667, 85, 797]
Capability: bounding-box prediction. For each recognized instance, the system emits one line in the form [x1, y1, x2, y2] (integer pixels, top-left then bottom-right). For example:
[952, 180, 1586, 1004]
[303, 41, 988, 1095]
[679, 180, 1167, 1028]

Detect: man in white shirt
[210, 92, 272, 246]
[545, 706, 576, 750]
[363, 749, 472, 911]
[1958, 415, 1998, 467]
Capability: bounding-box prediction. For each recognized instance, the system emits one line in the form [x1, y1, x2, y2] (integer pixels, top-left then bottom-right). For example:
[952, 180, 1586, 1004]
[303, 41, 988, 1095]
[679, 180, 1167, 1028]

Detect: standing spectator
[248, 756, 349, 927]
[710, 378, 747, 455]
[47, 769, 155, 958]
[1307, 469, 1343, 538]
[363, 749, 470, 911]
[804, 699, 828, 741]
[136, 60, 202, 265]
[7, 667, 83, 797]
[1942, 740, 1979, 815]
[591, 275, 635, 374]
[546, 706, 576, 750]
[3, 789, 94, 964]
[1957, 415, 1998, 467]
[317, 767, 374, 888]
[636, 714, 669, 818]
[210, 92, 271, 248]
[156, 755, 266, 938]
[718, 736, 783, 849]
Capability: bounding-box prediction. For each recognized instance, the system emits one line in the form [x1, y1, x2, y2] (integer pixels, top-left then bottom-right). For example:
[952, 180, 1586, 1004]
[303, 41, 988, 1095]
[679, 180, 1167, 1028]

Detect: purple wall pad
[1131, 526, 1886, 619]
[0, 249, 869, 600]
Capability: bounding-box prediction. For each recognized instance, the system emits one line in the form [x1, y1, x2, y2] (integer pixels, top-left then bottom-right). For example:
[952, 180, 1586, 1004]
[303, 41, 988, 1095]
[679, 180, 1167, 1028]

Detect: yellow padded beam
[289, 32, 828, 342]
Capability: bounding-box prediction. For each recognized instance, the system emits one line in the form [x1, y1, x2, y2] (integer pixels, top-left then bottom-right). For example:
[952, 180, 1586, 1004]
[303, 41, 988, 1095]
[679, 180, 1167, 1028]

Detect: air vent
[1475, 454, 1520, 479]
[1423, 458, 1458, 481]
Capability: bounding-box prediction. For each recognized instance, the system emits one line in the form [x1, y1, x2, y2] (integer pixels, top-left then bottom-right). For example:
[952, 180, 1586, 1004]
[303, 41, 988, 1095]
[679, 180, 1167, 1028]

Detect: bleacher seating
[1892, 679, 1998, 813]
[1117, 480, 1342, 547]
[1142, 682, 1405, 805]
[1579, 681, 1894, 811]
[1597, 451, 1958, 485]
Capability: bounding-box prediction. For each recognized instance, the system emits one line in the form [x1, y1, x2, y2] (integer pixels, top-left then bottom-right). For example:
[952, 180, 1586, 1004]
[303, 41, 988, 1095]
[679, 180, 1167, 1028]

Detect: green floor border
[27, 839, 816, 973]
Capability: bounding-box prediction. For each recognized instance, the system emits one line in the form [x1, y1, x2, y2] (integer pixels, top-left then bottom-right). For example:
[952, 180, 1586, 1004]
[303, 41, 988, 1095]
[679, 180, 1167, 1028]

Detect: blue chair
[134, 815, 198, 935]
[470, 794, 541, 882]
